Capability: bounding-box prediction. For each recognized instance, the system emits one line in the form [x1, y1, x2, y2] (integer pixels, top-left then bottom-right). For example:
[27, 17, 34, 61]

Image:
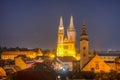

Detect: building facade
[56, 16, 76, 57]
[1, 50, 43, 60]
[82, 55, 111, 73]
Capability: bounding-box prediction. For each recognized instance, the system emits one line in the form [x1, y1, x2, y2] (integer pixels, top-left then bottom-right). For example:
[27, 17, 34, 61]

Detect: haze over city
[1, 0, 120, 50]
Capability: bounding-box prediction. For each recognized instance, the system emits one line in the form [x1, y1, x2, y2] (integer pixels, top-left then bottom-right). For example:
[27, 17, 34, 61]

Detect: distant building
[3, 65, 19, 75]
[15, 54, 44, 70]
[1, 49, 43, 60]
[15, 58, 27, 70]
[98, 51, 120, 61]
[0, 67, 6, 76]
[97, 51, 120, 71]
[37, 49, 43, 56]
[55, 56, 77, 71]
[73, 60, 80, 73]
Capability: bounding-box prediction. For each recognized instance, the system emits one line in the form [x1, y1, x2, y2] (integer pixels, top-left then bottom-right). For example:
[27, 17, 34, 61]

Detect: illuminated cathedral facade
[56, 16, 76, 57]
[56, 16, 90, 70]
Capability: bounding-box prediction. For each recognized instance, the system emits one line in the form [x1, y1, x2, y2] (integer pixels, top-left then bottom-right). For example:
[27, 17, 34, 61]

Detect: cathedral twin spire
[58, 16, 76, 42]
[59, 16, 88, 40]
[69, 16, 74, 29]
[59, 16, 75, 29]
[57, 16, 76, 57]
[59, 16, 64, 30]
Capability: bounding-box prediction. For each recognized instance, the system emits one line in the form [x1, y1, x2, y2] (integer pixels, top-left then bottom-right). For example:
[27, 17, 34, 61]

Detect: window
[95, 61, 99, 69]
[60, 36, 62, 41]
[64, 45, 68, 49]
[83, 47, 86, 50]
[60, 30, 62, 33]
[83, 53, 86, 56]
[83, 47, 86, 57]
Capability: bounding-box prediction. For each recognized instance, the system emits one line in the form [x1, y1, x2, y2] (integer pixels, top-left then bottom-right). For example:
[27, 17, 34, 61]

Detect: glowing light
[60, 66, 63, 69]
[59, 27, 64, 30]
[62, 68, 65, 71]
[49, 54, 55, 59]
[58, 76, 60, 78]
[75, 56, 80, 60]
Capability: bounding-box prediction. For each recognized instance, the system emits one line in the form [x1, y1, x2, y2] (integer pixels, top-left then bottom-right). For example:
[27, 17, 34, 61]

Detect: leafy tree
[108, 70, 118, 80]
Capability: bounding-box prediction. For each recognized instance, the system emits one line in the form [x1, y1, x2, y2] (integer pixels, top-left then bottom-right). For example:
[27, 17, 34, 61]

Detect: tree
[108, 70, 118, 80]
[3, 47, 7, 51]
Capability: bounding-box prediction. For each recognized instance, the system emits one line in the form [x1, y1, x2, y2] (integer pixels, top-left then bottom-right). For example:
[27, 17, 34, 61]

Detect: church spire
[69, 16, 74, 29]
[82, 20, 86, 26]
[80, 21, 88, 41]
[81, 21, 87, 35]
[59, 16, 64, 29]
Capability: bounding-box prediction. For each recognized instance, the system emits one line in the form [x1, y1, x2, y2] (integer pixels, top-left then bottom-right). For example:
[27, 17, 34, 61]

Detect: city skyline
[1, 0, 120, 50]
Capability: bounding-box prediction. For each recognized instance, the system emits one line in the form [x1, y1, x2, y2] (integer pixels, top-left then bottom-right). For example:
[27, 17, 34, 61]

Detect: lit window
[64, 46, 68, 49]
[60, 36, 62, 41]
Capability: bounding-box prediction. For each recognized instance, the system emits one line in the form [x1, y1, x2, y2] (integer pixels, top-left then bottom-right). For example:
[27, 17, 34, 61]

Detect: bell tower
[80, 22, 89, 69]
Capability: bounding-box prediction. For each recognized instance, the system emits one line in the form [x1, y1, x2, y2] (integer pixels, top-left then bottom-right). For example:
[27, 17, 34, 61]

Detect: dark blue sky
[0, 0, 120, 51]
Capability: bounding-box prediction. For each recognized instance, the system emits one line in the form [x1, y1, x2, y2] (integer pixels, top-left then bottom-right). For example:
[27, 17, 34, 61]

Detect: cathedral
[56, 16, 90, 71]
[56, 16, 89, 58]
[56, 16, 76, 57]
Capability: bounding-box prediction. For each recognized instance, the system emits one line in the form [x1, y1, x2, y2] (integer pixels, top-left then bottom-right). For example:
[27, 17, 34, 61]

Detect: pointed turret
[67, 16, 76, 42]
[80, 21, 88, 41]
[59, 16, 64, 29]
[81, 23, 87, 35]
[57, 16, 64, 43]
[69, 16, 74, 29]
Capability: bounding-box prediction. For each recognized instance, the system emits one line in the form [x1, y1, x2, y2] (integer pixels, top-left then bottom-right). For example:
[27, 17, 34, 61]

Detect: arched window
[83, 53, 86, 56]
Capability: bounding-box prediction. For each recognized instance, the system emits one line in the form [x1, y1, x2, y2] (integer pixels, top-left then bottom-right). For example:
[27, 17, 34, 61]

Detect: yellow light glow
[51, 55, 55, 58]
[49, 54, 55, 59]
[75, 56, 80, 60]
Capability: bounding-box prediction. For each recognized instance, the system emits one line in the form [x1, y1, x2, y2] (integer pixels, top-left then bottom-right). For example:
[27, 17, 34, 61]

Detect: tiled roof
[98, 52, 120, 56]
[57, 56, 77, 62]
[2, 51, 36, 55]
[81, 55, 96, 69]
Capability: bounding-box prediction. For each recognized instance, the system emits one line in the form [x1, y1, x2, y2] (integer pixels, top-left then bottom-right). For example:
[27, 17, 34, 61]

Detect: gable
[82, 55, 111, 72]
